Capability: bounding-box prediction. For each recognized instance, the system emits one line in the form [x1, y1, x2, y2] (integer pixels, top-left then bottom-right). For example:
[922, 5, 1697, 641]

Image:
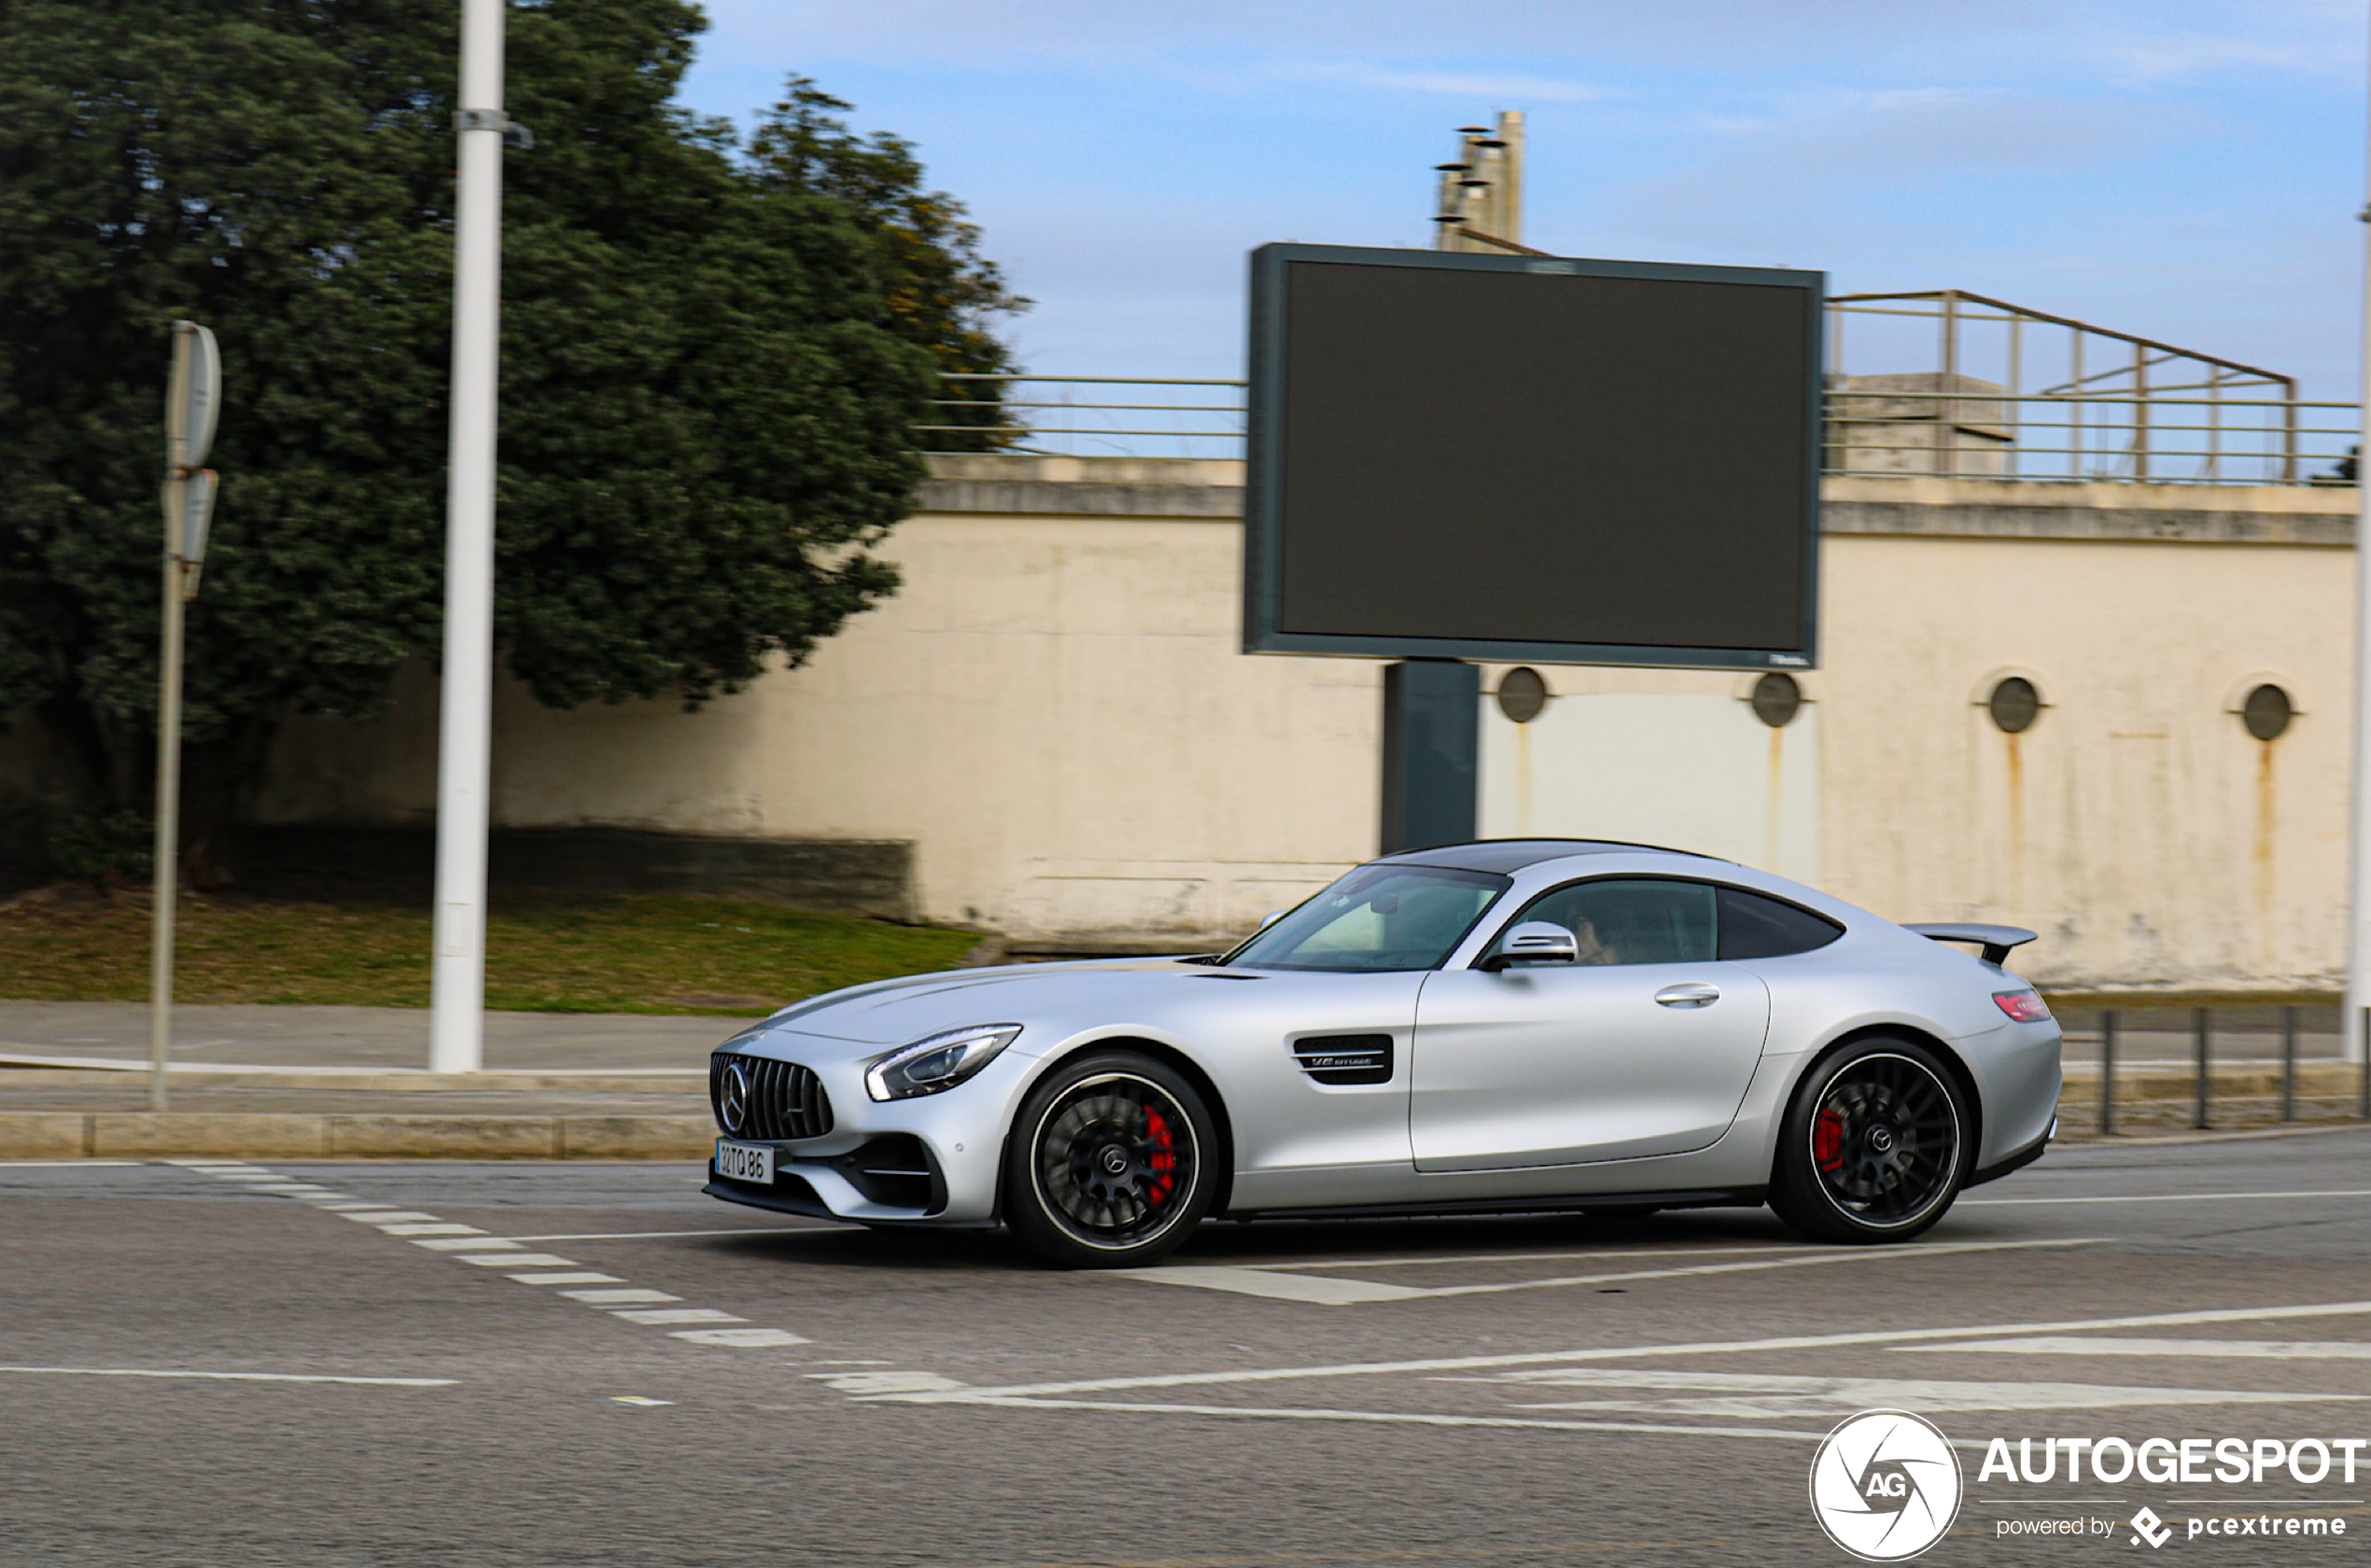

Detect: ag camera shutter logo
[1809, 1409, 1963, 1561]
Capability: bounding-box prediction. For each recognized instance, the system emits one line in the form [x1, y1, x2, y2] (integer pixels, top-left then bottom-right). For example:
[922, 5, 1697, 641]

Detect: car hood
[747, 958, 1247, 1048]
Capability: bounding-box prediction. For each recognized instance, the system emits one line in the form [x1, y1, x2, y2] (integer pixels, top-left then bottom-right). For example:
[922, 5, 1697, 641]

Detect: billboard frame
[1242, 242, 1825, 671]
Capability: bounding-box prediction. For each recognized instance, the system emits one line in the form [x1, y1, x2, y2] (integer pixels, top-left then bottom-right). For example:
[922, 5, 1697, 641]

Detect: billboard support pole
[1380, 660, 1480, 854]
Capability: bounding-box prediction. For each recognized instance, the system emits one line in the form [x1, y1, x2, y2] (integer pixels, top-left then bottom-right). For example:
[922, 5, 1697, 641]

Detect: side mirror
[1259, 909, 1287, 929]
[1480, 921, 1578, 972]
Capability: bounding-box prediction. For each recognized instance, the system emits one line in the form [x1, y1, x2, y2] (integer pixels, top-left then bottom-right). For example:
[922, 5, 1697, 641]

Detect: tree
[0, 0, 1022, 879]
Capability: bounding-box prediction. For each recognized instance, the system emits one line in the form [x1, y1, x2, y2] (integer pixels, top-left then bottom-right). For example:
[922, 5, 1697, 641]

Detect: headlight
[864, 1024, 1022, 1101]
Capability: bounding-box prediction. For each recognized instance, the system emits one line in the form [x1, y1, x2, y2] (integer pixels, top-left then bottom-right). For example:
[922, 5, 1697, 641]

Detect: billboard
[1242, 243, 1824, 669]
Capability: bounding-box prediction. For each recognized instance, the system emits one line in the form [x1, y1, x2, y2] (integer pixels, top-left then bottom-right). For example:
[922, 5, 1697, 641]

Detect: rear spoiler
[1905, 923, 2038, 967]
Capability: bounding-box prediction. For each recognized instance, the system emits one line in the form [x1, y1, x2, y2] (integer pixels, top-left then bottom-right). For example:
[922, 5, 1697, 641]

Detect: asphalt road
[7, 1129, 2371, 1566]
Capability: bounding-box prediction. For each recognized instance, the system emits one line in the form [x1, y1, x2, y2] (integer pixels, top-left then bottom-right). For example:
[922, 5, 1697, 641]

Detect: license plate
[715, 1140, 775, 1184]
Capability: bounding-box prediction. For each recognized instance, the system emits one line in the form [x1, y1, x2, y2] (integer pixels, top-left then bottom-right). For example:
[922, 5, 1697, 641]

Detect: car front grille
[709, 1052, 834, 1141]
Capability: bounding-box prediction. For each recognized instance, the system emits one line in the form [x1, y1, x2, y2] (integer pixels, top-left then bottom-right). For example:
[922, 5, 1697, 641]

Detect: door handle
[1654, 983, 1720, 1008]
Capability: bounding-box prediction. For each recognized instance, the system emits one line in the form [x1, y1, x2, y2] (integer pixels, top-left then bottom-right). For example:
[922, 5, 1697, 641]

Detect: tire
[1768, 1037, 1971, 1244]
[1003, 1051, 1219, 1268]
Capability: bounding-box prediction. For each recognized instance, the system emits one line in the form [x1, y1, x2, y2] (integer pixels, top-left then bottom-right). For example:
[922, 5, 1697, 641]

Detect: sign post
[151, 320, 220, 1112]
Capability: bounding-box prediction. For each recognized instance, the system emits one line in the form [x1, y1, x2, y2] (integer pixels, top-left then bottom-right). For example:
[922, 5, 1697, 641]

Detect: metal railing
[2079, 1003, 2371, 1135]
[1826, 290, 2356, 485]
[1821, 387, 2359, 485]
[919, 305, 2362, 485]
[917, 373, 1246, 460]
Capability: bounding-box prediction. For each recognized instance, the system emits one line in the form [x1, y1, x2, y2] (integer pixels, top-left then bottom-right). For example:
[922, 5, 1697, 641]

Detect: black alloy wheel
[1003, 1051, 1217, 1267]
[1770, 1039, 1968, 1244]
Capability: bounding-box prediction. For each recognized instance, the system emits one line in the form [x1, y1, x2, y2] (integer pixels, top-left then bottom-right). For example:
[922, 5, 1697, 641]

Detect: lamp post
[429, 0, 510, 1074]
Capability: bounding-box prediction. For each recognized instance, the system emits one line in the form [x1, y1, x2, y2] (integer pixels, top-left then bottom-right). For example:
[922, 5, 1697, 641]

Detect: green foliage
[0, 1, 1020, 836]
[44, 809, 152, 882]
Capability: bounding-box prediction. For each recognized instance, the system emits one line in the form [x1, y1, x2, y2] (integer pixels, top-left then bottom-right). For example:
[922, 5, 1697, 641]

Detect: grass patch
[0, 888, 983, 1015]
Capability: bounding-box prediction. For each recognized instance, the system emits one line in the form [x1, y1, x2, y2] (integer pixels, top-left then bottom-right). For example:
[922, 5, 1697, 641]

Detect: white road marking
[498, 1227, 818, 1243]
[670, 1328, 808, 1348]
[0, 1365, 454, 1387]
[261, 1174, 819, 1358]
[161, 1159, 254, 1168]
[1899, 1337, 2371, 1360]
[1118, 1267, 1429, 1305]
[1117, 1237, 2098, 1305]
[940, 1393, 1829, 1441]
[203, 1173, 287, 1182]
[1239, 1243, 1815, 1274]
[1963, 1188, 2371, 1208]
[865, 1300, 2371, 1406]
[1446, 1367, 2359, 1418]
[807, 1370, 967, 1393]
[607, 1395, 674, 1407]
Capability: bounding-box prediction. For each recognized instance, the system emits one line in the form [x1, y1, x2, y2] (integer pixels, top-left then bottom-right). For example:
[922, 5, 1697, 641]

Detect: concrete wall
[260, 458, 1376, 942]
[246, 456, 2357, 990]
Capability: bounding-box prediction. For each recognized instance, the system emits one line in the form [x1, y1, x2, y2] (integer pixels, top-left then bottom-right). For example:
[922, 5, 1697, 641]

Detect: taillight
[1994, 990, 2051, 1023]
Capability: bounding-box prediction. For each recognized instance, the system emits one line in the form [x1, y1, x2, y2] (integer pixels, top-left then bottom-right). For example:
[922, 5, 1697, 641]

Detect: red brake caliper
[1143, 1107, 1177, 1206]
[1813, 1109, 1845, 1172]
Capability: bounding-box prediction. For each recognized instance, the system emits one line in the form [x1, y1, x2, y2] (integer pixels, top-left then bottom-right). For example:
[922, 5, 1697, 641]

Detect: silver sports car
[704, 840, 2062, 1267]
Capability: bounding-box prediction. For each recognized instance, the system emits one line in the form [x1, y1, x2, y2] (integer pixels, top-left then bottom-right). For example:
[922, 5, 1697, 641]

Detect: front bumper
[703, 1029, 1031, 1225]
[706, 1132, 950, 1220]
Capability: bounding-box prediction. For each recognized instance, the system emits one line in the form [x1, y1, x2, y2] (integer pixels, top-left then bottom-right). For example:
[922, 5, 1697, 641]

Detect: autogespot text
[1977, 1435, 2365, 1486]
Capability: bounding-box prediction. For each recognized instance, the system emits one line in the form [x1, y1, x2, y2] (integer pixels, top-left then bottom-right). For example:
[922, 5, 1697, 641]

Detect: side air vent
[709, 1052, 834, 1141]
[1293, 1033, 1394, 1086]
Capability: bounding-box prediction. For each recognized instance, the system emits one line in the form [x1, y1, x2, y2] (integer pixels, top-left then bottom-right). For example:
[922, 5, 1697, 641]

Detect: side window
[1503, 879, 1715, 966]
[1717, 887, 1844, 960]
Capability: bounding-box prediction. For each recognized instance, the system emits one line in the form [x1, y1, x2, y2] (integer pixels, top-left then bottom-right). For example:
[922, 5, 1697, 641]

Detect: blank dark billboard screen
[1242, 244, 1823, 668]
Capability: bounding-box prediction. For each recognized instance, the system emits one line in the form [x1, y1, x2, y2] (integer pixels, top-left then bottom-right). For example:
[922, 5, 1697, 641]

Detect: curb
[0, 1112, 713, 1160]
[0, 1067, 707, 1094]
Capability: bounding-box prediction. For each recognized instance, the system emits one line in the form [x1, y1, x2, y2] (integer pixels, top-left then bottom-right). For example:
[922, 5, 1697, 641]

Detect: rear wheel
[1769, 1038, 1968, 1244]
[1003, 1052, 1217, 1267]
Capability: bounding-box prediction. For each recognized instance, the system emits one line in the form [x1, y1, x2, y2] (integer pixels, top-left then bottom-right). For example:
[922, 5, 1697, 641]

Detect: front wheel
[1769, 1038, 1969, 1244]
[1003, 1052, 1218, 1267]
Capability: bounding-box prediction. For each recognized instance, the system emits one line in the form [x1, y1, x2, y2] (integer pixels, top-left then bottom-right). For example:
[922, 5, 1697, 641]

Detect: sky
[674, 0, 2369, 399]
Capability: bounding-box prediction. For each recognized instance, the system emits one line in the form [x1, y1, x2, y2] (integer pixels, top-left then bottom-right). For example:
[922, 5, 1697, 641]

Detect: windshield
[1223, 863, 1509, 972]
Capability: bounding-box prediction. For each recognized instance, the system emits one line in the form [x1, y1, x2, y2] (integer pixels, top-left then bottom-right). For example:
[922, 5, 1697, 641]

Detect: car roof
[1373, 839, 1732, 875]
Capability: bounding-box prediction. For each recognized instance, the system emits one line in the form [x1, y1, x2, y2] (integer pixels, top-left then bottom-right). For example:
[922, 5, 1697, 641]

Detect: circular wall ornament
[1986, 676, 2041, 735]
[1495, 666, 1549, 724]
[2241, 682, 2293, 742]
[1751, 672, 1803, 728]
